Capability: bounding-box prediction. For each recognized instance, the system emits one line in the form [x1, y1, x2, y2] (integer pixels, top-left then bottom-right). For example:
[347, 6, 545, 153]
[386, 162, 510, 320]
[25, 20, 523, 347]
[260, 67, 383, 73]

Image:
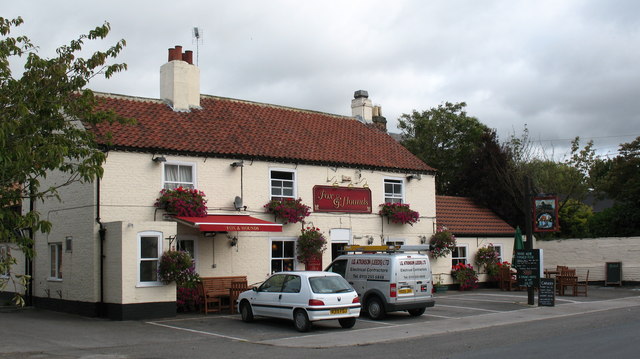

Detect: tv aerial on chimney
[192, 27, 203, 66]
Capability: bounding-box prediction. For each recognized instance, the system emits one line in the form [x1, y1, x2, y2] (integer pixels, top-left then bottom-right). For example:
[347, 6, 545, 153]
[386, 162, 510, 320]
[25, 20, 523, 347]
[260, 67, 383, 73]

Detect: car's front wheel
[338, 317, 356, 328]
[240, 301, 254, 322]
[293, 309, 311, 332]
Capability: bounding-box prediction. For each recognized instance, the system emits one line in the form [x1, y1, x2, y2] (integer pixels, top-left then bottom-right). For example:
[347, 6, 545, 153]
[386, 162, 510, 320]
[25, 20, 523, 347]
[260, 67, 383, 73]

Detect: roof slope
[89, 94, 435, 173]
[436, 195, 514, 236]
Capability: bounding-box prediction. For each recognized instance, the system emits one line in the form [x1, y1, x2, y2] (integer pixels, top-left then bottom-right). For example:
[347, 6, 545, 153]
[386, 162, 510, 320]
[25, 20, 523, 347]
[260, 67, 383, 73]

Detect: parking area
[147, 287, 639, 345]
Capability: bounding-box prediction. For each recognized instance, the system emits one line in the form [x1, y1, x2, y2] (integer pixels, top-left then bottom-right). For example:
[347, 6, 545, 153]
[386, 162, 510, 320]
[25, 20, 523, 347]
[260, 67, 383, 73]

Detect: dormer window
[163, 162, 195, 189]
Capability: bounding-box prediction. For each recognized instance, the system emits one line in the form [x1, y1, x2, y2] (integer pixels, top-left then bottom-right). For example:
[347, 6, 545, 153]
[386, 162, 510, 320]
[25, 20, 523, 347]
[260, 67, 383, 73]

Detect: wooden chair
[558, 268, 577, 296]
[229, 280, 249, 314]
[575, 270, 589, 296]
[499, 266, 518, 291]
[197, 282, 222, 314]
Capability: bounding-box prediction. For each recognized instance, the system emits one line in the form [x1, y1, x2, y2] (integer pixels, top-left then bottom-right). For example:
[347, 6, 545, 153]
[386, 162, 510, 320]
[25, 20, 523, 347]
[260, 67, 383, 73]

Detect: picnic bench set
[499, 265, 589, 296]
[544, 266, 589, 296]
[197, 276, 251, 314]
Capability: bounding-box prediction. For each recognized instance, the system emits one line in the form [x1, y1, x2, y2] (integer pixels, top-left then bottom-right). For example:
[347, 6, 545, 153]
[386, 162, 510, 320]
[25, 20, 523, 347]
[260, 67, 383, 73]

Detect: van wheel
[366, 297, 385, 320]
[408, 307, 426, 317]
[293, 309, 311, 332]
[338, 317, 356, 328]
[240, 301, 254, 322]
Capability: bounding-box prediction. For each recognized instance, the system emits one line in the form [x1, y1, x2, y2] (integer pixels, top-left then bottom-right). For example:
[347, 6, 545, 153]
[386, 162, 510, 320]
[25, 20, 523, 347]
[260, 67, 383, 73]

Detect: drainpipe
[25, 184, 34, 307]
[96, 176, 106, 317]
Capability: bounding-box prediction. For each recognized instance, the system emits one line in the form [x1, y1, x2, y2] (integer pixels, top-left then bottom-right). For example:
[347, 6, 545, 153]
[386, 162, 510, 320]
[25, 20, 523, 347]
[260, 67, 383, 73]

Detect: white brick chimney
[160, 45, 200, 111]
[351, 90, 373, 123]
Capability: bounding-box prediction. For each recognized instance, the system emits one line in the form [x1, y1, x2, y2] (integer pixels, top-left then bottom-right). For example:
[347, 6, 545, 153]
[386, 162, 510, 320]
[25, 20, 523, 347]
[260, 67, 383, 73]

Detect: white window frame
[0, 244, 10, 278]
[270, 238, 296, 274]
[383, 177, 405, 204]
[385, 238, 405, 247]
[269, 168, 297, 201]
[492, 244, 503, 263]
[138, 231, 163, 287]
[176, 235, 198, 270]
[162, 161, 196, 189]
[49, 243, 63, 281]
[452, 244, 468, 266]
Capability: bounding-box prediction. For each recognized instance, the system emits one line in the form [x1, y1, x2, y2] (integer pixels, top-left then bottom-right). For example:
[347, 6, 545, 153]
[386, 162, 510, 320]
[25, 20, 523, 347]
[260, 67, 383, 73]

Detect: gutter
[96, 176, 106, 317]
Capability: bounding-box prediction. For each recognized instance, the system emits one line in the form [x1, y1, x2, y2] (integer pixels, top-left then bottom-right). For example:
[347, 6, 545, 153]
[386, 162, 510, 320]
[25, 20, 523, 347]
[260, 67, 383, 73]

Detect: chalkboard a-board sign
[605, 262, 622, 286]
[514, 249, 541, 287]
[538, 278, 555, 306]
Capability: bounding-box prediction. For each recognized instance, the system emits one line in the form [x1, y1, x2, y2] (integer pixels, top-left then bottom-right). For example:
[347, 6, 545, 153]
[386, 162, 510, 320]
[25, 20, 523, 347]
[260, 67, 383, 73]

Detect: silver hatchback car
[237, 271, 361, 332]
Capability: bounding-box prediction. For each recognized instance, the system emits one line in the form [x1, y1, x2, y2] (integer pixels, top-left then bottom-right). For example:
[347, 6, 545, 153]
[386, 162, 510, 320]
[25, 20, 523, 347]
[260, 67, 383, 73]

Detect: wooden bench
[198, 276, 248, 314]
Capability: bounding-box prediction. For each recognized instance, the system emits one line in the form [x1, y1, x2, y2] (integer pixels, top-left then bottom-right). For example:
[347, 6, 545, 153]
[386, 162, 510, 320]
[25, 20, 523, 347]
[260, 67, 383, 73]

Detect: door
[251, 274, 285, 317]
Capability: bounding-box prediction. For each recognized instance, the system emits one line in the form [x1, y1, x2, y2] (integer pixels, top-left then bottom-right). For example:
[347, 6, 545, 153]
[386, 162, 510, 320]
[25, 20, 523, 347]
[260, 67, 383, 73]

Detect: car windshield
[308, 276, 354, 294]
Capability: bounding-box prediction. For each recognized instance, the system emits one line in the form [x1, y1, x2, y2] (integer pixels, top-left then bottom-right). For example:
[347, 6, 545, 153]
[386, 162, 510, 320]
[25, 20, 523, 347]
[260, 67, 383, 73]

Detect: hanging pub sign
[533, 195, 559, 232]
[313, 185, 372, 213]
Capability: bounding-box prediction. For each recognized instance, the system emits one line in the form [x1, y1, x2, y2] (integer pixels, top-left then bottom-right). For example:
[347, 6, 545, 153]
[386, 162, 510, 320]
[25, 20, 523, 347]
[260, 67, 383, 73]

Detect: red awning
[175, 214, 282, 232]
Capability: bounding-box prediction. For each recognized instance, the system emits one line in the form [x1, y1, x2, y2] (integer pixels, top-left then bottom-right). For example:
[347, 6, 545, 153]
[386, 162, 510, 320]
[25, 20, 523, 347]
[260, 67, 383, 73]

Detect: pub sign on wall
[313, 185, 372, 213]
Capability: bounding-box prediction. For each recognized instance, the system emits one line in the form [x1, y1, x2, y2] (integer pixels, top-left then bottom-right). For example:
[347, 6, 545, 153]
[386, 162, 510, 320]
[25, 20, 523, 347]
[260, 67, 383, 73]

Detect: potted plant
[154, 187, 208, 217]
[264, 198, 311, 224]
[433, 274, 448, 293]
[451, 263, 479, 291]
[296, 226, 327, 268]
[429, 229, 457, 259]
[378, 202, 420, 225]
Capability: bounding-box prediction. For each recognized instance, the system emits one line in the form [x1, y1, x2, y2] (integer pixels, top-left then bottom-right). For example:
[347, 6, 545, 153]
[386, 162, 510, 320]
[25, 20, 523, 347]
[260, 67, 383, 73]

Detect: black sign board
[514, 249, 541, 287]
[538, 278, 555, 306]
[605, 262, 622, 286]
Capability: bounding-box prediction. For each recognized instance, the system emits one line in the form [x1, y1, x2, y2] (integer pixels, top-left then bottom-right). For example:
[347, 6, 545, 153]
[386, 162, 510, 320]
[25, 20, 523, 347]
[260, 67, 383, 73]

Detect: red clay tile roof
[89, 94, 435, 173]
[436, 195, 514, 236]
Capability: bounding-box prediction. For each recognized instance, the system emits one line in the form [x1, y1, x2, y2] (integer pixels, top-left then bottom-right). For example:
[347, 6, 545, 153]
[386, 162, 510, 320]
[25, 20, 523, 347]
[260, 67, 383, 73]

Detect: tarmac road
[1, 285, 639, 358]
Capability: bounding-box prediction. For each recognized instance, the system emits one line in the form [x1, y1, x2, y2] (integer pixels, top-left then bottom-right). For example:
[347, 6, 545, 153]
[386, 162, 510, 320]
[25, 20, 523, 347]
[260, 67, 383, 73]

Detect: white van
[325, 245, 435, 320]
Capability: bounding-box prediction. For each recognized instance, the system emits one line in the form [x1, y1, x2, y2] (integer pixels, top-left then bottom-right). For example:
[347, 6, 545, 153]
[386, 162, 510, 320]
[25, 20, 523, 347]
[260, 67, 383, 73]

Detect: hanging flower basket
[429, 229, 457, 258]
[475, 244, 501, 279]
[157, 250, 201, 286]
[451, 263, 478, 291]
[378, 203, 419, 225]
[296, 226, 327, 264]
[264, 198, 311, 224]
[154, 187, 208, 217]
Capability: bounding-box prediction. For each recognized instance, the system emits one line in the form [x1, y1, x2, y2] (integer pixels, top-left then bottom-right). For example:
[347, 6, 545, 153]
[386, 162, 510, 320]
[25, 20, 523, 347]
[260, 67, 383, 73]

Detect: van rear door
[395, 255, 432, 303]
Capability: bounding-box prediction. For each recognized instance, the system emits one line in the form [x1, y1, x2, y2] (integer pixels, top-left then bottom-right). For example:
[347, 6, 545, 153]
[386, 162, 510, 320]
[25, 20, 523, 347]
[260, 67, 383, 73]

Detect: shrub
[451, 263, 478, 290]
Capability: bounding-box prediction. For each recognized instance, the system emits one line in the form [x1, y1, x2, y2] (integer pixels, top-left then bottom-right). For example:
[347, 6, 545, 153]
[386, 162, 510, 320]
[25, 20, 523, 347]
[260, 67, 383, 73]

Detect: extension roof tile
[436, 195, 514, 236]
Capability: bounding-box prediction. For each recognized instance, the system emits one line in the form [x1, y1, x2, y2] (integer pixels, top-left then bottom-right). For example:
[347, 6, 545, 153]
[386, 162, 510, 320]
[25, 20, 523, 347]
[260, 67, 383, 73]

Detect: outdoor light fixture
[228, 236, 238, 247]
[406, 174, 421, 181]
[366, 235, 374, 245]
[419, 235, 427, 244]
[230, 161, 244, 168]
[152, 155, 167, 163]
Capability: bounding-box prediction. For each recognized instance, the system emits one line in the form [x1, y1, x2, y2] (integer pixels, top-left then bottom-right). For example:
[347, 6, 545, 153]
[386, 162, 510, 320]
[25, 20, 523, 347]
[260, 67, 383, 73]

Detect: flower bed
[378, 202, 419, 225]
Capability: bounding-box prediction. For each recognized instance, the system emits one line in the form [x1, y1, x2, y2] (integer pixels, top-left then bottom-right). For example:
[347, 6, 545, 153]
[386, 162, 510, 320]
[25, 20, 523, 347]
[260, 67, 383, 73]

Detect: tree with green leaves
[398, 102, 490, 195]
[0, 16, 127, 304]
[588, 136, 640, 236]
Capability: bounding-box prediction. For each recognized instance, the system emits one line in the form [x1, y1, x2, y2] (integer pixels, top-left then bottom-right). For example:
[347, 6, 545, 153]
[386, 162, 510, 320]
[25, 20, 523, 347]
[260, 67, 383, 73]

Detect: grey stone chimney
[351, 90, 373, 123]
[160, 45, 200, 111]
[351, 90, 386, 132]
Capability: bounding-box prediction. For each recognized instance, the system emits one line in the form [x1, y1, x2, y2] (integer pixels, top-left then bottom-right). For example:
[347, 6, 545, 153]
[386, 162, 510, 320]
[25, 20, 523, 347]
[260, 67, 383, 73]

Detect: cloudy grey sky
[5, 0, 640, 159]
